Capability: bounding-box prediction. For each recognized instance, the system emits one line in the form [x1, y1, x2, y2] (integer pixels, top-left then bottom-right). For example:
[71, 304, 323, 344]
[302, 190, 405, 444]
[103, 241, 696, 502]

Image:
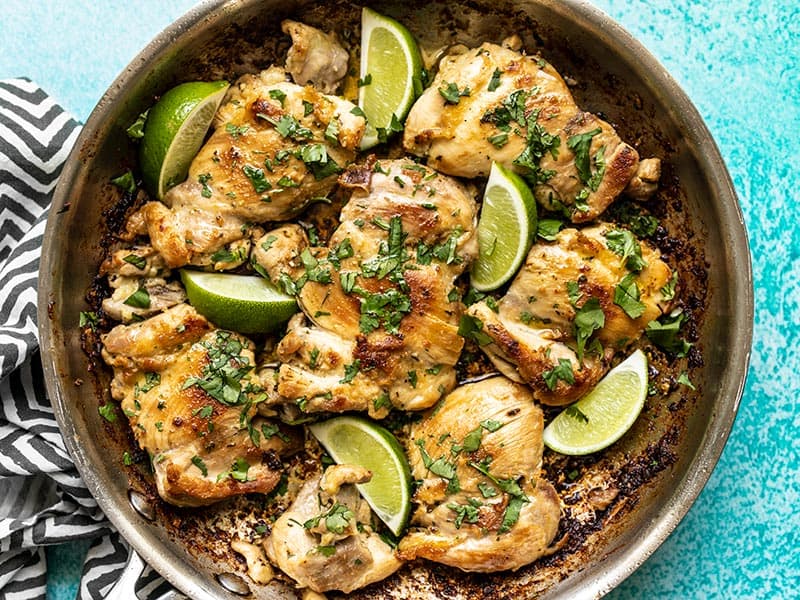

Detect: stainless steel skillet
[37, 0, 752, 598]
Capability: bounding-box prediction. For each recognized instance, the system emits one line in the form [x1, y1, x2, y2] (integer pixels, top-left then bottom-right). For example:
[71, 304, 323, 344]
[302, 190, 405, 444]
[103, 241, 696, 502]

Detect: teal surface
[2, 1, 797, 599]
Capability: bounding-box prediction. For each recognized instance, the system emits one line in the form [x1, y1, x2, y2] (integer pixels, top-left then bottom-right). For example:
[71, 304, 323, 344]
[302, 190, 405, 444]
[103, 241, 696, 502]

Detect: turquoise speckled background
[2, 1, 798, 598]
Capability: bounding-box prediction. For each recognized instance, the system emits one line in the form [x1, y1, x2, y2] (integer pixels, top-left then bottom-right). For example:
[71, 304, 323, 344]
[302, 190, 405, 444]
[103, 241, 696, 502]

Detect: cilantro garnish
[439, 81, 471, 104]
[604, 229, 647, 272]
[567, 128, 602, 184]
[487, 68, 502, 92]
[645, 310, 692, 357]
[242, 164, 271, 193]
[111, 170, 136, 194]
[123, 286, 150, 309]
[614, 273, 647, 319]
[457, 314, 492, 346]
[542, 358, 575, 390]
[182, 331, 254, 406]
[122, 254, 147, 270]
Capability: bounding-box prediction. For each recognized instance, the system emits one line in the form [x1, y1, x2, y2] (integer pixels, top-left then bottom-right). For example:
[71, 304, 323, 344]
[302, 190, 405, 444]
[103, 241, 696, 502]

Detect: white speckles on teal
[594, 0, 800, 598]
[1, 0, 798, 598]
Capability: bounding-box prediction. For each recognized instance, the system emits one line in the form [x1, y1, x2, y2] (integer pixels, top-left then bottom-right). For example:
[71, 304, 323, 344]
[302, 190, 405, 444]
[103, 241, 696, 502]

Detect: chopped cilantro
[191, 455, 208, 477]
[567, 128, 602, 184]
[357, 73, 372, 87]
[677, 370, 696, 390]
[242, 164, 271, 193]
[574, 297, 605, 361]
[565, 406, 589, 423]
[438, 81, 471, 104]
[487, 68, 502, 92]
[98, 403, 117, 423]
[340, 359, 361, 384]
[604, 229, 647, 273]
[645, 310, 692, 357]
[458, 314, 492, 345]
[122, 254, 147, 270]
[126, 109, 149, 140]
[197, 172, 213, 198]
[225, 123, 249, 138]
[537, 218, 563, 241]
[182, 331, 254, 405]
[269, 89, 286, 106]
[614, 273, 647, 319]
[542, 358, 575, 390]
[660, 271, 679, 301]
[111, 170, 136, 194]
[123, 286, 150, 309]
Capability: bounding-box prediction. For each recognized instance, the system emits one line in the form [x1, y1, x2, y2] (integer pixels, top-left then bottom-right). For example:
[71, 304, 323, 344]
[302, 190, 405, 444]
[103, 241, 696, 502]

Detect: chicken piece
[101, 304, 301, 506]
[265, 464, 403, 593]
[466, 224, 674, 405]
[99, 245, 186, 322]
[404, 42, 658, 222]
[139, 66, 366, 268]
[282, 20, 349, 94]
[253, 159, 478, 417]
[398, 377, 561, 571]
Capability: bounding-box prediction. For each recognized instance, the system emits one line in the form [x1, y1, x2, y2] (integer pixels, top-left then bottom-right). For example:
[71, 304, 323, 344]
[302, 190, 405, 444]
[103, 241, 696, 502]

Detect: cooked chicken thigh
[282, 20, 349, 94]
[265, 464, 403, 593]
[99, 245, 186, 322]
[398, 377, 561, 571]
[138, 66, 366, 268]
[101, 303, 301, 506]
[466, 225, 674, 405]
[253, 159, 478, 417]
[404, 42, 659, 221]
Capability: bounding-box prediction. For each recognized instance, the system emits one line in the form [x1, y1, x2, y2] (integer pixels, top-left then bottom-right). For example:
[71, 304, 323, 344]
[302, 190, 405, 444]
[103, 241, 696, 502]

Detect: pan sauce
[77, 1, 712, 597]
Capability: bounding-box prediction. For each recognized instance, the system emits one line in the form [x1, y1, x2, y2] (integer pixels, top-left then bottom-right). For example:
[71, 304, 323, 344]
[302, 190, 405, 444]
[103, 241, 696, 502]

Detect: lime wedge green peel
[543, 349, 649, 456]
[358, 7, 423, 149]
[309, 415, 412, 536]
[180, 270, 298, 334]
[140, 80, 229, 199]
[470, 161, 538, 291]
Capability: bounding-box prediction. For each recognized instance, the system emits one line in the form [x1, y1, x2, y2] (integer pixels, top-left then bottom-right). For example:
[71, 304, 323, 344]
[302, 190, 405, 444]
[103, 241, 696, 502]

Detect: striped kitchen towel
[0, 79, 170, 600]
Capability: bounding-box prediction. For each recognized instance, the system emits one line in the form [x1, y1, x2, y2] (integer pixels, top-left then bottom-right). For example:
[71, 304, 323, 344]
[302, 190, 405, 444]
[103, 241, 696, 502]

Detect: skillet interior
[37, 0, 752, 598]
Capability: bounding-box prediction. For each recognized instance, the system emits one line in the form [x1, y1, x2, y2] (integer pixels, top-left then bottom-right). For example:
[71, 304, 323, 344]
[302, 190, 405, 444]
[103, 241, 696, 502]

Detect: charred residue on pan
[76, 0, 710, 597]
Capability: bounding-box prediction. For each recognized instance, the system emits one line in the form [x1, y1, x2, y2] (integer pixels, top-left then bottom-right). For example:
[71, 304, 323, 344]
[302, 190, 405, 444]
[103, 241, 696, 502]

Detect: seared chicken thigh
[138, 66, 366, 268]
[253, 159, 478, 417]
[398, 377, 561, 571]
[282, 20, 350, 94]
[466, 225, 674, 405]
[99, 245, 186, 322]
[101, 304, 301, 506]
[265, 464, 403, 593]
[404, 42, 659, 221]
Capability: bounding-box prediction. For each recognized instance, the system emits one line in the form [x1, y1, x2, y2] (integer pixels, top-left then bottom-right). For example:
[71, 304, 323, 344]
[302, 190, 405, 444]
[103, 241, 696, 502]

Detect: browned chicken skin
[398, 377, 561, 571]
[404, 42, 659, 221]
[466, 224, 674, 405]
[253, 158, 478, 417]
[138, 67, 366, 268]
[265, 465, 403, 593]
[101, 304, 301, 506]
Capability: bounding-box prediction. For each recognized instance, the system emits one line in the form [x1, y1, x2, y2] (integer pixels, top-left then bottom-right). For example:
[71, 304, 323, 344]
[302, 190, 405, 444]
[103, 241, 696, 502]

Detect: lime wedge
[309, 415, 412, 536]
[543, 350, 649, 456]
[140, 81, 230, 199]
[180, 270, 298, 334]
[470, 162, 538, 291]
[358, 7, 423, 149]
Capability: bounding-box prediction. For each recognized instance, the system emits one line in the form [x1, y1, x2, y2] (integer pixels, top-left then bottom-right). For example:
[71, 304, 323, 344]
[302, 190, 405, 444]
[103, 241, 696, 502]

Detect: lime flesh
[358, 8, 423, 149]
[470, 162, 538, 291]
[543, 349, 649, 456]
[309, 415, 412, 536]
[180, 270, 298, 334]
[139, 81, 229, 199]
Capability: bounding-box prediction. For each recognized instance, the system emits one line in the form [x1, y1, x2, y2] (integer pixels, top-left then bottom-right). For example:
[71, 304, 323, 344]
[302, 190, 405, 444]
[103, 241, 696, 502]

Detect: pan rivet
[217, 572, 251, 596]
[128, 489, 156, 521]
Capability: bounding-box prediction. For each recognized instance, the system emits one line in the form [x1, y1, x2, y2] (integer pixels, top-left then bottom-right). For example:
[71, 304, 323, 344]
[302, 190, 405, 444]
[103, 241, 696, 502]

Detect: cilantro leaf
[604, 229, 647, 273]
[458, 314, 493, 346]
[573, 297, 605, 361]
[614, 273, 647, 319]
[542, 358, 575, 391]
[646, 310, 692, 357]
[567, 128, 602, 184]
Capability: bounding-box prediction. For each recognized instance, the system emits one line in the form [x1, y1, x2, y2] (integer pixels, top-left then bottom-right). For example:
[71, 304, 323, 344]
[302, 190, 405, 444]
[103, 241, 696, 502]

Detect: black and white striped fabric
[0, 79, 170, 600]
